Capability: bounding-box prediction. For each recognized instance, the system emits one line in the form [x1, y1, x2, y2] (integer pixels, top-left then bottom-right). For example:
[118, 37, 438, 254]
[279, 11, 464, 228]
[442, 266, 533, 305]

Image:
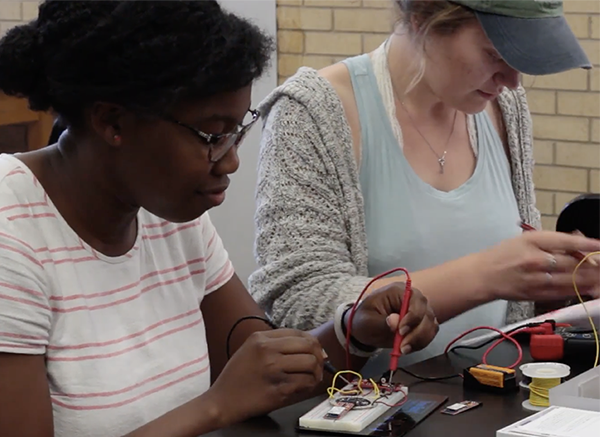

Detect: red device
[530, 325, 597, 362]
[530, 333, 564, 361]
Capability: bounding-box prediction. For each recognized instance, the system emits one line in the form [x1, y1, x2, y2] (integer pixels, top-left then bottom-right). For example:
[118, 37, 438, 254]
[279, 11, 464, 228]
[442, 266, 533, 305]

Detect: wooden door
[0, 93, 55, 152]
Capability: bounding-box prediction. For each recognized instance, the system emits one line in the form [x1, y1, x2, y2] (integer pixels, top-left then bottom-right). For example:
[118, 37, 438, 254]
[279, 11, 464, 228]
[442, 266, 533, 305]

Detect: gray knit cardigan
[248, 67, 541, 331]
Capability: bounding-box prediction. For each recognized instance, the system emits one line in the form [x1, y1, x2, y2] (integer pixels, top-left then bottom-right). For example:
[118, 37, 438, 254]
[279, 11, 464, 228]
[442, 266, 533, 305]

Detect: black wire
[226, 315, 277, 360]
[396, 367, 461, 381]
[447, 321, 546, 353]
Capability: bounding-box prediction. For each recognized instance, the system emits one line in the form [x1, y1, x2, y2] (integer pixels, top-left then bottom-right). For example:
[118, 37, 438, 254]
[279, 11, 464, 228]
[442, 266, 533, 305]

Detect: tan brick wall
[0, 1, 38, 35]
[277, 0, 600, 231]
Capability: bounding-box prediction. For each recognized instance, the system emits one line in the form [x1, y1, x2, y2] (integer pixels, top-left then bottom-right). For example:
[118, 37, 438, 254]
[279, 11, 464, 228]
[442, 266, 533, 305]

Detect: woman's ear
[90, 102, 127, 147]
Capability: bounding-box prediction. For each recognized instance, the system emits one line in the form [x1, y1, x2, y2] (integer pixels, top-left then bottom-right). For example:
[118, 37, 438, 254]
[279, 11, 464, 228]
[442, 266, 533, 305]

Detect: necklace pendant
[438, 151, 447, 174]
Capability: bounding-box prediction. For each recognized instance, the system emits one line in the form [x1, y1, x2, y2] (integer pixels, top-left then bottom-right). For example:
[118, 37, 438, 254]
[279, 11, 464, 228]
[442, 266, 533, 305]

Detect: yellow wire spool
[520, 363, 570, 412]
[529, 377, 561, 407]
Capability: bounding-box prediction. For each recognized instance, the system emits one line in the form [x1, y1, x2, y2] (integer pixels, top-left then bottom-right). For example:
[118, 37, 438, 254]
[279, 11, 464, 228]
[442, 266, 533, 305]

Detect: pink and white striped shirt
[0, 154, 235, 436]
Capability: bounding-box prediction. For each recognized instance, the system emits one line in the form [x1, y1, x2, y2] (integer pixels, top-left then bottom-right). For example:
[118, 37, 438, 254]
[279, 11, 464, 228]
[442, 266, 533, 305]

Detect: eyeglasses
[166, 109, 260, 162]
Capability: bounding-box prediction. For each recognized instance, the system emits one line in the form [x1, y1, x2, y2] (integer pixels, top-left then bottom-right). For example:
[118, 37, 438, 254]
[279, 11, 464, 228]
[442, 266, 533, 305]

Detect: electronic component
[530, 326, 599, 364]
[324, 402, 354, 420]
[337, 397, 371, 408]
[299, 381, 408, 432]
[297, 393, 448, 436]
[441, 400, 482, 416]
[463, 364, 518, 393]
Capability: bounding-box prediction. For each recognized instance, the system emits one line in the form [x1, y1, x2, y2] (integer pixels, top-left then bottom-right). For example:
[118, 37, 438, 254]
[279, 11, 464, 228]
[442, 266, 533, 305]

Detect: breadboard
[298, 384, 408, 433]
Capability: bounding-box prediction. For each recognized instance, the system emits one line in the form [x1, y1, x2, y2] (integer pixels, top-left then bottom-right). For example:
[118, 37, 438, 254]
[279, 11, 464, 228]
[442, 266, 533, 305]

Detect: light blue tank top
[343, 54, 522, 368]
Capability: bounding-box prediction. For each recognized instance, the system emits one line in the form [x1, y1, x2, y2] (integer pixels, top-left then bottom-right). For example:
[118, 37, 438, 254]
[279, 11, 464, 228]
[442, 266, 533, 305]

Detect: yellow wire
[327, 370, 364, 398]
[571, 251, 600, 368]
[529, 377, 562, 407]
[369, 378, 380, 398]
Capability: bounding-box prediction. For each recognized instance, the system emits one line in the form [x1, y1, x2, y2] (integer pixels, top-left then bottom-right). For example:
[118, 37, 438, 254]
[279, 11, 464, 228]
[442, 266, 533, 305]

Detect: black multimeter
[556, 193, 600, 239]
[557, 326, 597, 341]
[556, 326, 598, 364]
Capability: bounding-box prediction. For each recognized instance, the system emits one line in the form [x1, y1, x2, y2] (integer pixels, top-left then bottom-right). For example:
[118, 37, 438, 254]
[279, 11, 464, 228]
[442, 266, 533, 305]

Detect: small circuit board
[299, 379, 408, 433]
[441, 400, 482, 416]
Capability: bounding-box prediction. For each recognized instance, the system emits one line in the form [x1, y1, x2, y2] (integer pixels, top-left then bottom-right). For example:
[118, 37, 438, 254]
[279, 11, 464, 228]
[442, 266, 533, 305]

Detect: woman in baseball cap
[251, 0, 598, 370]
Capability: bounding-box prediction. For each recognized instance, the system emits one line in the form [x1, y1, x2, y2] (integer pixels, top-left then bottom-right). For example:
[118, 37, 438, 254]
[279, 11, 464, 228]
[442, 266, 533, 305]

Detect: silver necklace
[399, 100, 458, 174]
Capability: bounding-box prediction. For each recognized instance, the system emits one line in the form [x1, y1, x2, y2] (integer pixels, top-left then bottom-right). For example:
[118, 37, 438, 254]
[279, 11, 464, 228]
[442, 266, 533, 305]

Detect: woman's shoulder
[257, 63, 361, 188]
[318, 61, 354, 103]
[0, 154, 50, 231]
[259, 65, 347, 126]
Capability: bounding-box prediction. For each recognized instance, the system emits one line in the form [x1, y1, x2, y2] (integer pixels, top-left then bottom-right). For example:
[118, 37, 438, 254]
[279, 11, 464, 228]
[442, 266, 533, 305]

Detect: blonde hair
[394, 0, 476, 94]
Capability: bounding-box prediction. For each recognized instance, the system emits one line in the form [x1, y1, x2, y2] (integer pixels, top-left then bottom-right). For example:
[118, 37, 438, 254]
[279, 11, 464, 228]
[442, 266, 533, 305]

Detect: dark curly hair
[0, 0, 274, 126]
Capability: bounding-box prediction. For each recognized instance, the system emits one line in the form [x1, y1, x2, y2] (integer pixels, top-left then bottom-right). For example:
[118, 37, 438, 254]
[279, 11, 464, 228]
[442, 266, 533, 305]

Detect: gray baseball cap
[450, 0, 592, 75]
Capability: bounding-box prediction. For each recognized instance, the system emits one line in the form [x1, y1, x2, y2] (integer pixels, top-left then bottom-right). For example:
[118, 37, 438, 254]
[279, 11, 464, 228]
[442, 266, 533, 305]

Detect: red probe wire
[444, 326, 523, 369]
[345, 268, 412, 371]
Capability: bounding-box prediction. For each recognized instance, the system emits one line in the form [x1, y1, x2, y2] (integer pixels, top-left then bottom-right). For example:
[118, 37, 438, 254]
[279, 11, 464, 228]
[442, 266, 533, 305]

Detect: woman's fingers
[526, 230, 600, 254]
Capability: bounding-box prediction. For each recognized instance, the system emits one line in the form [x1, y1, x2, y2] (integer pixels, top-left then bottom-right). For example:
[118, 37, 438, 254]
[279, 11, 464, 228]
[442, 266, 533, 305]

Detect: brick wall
[0, 1, 38, 35]
[277, 0, 600, 231]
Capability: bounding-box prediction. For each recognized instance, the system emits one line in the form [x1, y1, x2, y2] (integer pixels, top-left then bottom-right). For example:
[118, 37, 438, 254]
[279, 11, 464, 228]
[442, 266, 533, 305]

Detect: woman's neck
[386, 32, 455, 122]
[30, 133, 139, 257]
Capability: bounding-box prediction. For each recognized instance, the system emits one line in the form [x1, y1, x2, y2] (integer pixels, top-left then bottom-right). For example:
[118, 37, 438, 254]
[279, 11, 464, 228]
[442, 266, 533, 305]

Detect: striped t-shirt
[0, 154, 235, 436]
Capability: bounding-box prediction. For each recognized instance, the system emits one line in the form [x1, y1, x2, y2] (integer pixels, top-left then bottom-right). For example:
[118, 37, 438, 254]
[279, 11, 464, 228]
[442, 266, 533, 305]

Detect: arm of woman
[250, 95, 375, 331]
[202, 274, 368, 390]
[201, 274, 437, 411]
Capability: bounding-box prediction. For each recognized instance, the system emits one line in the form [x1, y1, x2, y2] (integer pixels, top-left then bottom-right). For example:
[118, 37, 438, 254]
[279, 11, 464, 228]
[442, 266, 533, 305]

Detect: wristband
[334, 303, 381, 357]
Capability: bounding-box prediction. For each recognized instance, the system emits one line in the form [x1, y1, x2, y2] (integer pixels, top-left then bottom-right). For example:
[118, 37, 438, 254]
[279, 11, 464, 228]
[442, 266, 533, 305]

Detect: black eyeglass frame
[166, 109, 260, 162]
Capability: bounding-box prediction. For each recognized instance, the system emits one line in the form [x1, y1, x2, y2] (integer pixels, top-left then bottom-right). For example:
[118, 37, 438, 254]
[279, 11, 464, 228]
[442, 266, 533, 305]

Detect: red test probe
[388, 280, 412, 383]
[345, 268, 413, 372]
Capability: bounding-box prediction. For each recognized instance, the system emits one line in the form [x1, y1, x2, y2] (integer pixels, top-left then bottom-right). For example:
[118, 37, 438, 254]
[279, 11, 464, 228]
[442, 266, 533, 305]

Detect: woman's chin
[456, 97, 490, 115]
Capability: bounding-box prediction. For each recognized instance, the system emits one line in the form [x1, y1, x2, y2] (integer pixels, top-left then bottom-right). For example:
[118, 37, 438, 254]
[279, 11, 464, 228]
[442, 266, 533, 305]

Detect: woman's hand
[479, 230, 600, 302]
[348, 282, 439, 355]
[206, 329, 325, 427]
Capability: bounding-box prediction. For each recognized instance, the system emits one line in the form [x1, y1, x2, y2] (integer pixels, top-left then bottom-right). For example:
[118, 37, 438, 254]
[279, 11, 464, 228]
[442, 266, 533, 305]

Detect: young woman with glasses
[0, 2, 439, 436]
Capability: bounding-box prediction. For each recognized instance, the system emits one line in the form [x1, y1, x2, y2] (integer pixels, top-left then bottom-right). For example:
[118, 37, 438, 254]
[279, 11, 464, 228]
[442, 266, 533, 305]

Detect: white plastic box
[549, 366, 600, 412]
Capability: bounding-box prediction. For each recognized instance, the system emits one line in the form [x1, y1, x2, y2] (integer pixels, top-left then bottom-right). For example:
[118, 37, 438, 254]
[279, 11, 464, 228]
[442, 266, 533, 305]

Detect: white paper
[514, 407, 600, 437]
